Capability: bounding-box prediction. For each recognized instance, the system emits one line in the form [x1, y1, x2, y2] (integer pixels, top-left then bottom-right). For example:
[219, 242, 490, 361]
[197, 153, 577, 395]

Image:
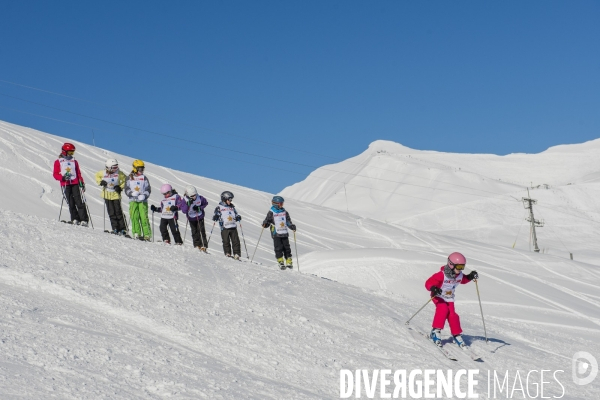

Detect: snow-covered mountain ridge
[282, 139, 600, 265]
[1, 120, 599, 398]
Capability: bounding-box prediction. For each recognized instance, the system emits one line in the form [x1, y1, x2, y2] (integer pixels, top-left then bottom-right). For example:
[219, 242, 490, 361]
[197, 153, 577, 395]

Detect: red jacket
[53, 158, 84, 187]
[425, 266, 470, 291]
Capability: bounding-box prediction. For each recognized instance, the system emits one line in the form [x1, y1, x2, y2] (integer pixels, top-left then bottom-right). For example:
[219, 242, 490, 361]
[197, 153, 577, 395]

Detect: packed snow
[0, 120, 599, 398]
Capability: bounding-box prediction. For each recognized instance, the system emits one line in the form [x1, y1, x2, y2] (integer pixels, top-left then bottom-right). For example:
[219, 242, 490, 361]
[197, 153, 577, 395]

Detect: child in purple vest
[150, 184, 187, 245]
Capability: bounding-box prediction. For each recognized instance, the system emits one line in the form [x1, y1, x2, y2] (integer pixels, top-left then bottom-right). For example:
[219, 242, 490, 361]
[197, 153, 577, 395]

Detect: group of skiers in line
[54, 143, 482, 340]
[53, 143, 298, 269]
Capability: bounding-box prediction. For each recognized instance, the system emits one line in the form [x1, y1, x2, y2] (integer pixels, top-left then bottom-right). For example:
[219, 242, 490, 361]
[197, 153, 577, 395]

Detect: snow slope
[282, 140, 600, 265]
[1, 120, 599, 398]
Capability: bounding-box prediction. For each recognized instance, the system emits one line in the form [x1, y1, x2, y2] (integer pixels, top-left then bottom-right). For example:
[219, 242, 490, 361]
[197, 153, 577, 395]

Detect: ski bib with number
[161, 194, 178, 219]
[59, 159, 77, 182]
[102, 172, 120, 192]
[438, 273, 464, 302]
[273, 211, 288, 235]
[219, 205, 237, 229]
[188, 197, 204, 219]
[128, 175, 148, 201]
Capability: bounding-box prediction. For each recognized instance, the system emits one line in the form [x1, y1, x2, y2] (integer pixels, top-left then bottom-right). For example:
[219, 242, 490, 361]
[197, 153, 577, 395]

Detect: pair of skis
[407, 326, 482, 361]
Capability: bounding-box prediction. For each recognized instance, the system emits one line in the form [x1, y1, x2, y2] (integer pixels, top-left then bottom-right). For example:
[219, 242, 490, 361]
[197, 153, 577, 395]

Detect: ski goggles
[449, 262, 465, 270]
[66, 150, 75, 156]
[189, 195, 197, 201]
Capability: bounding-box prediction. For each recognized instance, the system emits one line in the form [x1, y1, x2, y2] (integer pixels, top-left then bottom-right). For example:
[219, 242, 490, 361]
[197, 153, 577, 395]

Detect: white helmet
[185, 185, 198, 197]
[105, 158, 118, 169]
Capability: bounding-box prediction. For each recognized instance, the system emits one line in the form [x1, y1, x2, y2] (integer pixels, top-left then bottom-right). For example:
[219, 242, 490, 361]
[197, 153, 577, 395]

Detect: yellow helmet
[132, 159, 145, 172]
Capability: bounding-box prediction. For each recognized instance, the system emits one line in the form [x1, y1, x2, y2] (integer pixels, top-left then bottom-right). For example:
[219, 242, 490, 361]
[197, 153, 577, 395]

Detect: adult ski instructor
[125, 159, 152, 241]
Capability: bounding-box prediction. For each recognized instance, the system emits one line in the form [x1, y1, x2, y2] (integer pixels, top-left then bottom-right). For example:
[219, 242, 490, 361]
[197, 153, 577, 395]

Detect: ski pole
[405, 297, 433, 325]
[103, 187, 107, 232]
[474, 279, 488, 343]
[238, 222, 249, 259]
[293, 230, 300, 272]
[183, 218, 189, 244]
[207, 221, 216, 245]
[152, 210, 155, 242]
[250, 226, 264, 263]
[79, 183, 94, 229]
[119, 194, 129, 234]
[58, 185, 66, 221]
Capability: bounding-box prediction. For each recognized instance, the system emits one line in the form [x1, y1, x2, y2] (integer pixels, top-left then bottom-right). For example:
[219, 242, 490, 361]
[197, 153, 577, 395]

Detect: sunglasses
[449, 262, 465, 270]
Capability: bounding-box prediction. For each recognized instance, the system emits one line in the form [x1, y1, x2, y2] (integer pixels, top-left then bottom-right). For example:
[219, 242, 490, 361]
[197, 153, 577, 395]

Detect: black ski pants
[160, 218, 183, 244]
[273, 236, 292, 259]
[63, 184, 88, 222]
[105, 199, 126, 232]
[221, 227, 241, 256]
[190, 218, 208, 248]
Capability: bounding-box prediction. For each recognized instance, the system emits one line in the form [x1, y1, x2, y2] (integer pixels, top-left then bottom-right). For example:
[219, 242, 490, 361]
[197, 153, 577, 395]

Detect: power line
[0, 79, 538, 197]
[3, 104, 600, 228]
[0, 92, 522, 200]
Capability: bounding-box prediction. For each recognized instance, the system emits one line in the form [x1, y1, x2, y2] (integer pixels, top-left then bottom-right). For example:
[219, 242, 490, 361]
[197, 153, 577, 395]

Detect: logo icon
[572, 351, 598, 386]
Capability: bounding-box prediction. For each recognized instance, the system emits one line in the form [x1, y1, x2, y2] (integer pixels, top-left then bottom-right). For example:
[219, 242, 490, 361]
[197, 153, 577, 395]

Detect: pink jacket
[53, 157, 84, 187]
[425, 266, 470, 303]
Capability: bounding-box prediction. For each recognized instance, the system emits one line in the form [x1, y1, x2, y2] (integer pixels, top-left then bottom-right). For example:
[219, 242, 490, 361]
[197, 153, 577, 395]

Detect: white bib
[219, 205, 237, 229]
[161, 194, 178, 219]
[438, 273, 464, 302]
[59, 159, 77, 182]
[273, 211, 288, 235]
[102, 172, 120, 192]
[128, 175, 147, 201]
[187, 197, 204, 219]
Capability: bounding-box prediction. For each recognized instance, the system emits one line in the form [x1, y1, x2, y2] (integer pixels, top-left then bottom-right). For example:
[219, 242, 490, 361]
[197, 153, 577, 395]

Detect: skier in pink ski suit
[425, 252, 478, 347]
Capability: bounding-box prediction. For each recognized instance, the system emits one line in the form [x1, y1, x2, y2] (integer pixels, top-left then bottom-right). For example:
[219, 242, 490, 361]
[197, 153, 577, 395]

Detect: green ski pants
[129, 201, 151, 237]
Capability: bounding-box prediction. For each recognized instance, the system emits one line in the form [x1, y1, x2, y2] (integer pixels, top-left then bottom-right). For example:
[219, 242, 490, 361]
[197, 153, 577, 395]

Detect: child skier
[262, 196, 297, 270]
[425, 252, 478, 347]
[183, 185, 209, 252]
[124, 159, 152, 241]
[150, 184, 186, 245]
[212, 191, 242, 259]
[52, 142, 89, 226]
[96, 158, 128, 235]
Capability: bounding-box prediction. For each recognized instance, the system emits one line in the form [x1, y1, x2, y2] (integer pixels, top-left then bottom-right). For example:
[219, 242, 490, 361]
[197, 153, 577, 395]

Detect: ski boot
[430, 329, 442, 347]
[80, 221, 89, 227]
[200, 247, 207, 253]
[277, 257, 286, 270]
[234, 254, 240, 260]
[164, 240, 171, 245]
[226, 254, 232, 258]
[71, 219, 80, 225]
[286, 257, 293, 269]
[453, 334, 466, 348]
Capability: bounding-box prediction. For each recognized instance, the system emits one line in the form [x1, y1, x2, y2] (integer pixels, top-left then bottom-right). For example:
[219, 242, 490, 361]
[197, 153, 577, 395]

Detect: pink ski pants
[432, 298, 462, 336]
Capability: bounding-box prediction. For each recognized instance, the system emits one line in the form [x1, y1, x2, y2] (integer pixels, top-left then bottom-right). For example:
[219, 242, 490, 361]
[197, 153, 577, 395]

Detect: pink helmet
[160, 183, 173, 194]
[447, 252, 466, 267]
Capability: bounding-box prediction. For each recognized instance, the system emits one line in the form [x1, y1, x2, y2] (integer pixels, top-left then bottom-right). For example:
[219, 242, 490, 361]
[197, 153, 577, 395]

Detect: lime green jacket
[95, 170, 127, 200]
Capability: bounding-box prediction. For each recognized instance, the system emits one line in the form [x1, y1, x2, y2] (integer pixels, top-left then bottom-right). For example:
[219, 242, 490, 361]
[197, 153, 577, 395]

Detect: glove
[235, 215, 241, 222]
[262, 223, 270, 228]
[289, 224, 296, 231]
[81, 183, 85, 192]
[137, 194, 146, 201]
[212, 214, 220, 222]
[114, 186, 122, 194]
[170, 205, 178, 212]
[131, 191, 140, 197]
[150, 205, 157, 212]
[192, 205, 200, 211]
[430, 286, 442, 297]
[100, 180, 108, 187]
[62, 174, 71, 181]
[466, 270, 479, 281]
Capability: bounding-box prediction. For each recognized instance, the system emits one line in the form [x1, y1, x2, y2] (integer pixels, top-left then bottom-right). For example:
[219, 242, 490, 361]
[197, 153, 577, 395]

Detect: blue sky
[1, 1, 599, 194]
